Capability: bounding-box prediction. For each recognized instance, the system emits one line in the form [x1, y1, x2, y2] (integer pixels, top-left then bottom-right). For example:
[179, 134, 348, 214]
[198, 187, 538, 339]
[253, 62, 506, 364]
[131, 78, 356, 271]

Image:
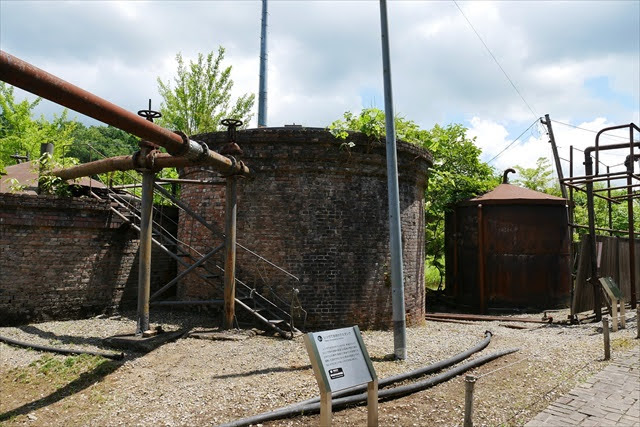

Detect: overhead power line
[452, 0, 538, 121]
[487, 118, 539, 164]
[550, 119, 630, 141]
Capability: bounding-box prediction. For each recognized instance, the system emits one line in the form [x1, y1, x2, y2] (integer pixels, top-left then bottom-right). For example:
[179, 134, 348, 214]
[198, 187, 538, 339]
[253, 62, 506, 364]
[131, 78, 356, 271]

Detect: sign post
[304, 326, 378, 426]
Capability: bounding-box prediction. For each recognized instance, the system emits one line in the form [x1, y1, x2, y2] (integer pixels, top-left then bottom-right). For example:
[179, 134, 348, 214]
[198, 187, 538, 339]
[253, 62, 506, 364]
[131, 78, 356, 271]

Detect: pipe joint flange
[222, 155, 238, 177]
[194, 139, 210, 162]
[171, 130, 192, 157]
[145, 149, 162, 172]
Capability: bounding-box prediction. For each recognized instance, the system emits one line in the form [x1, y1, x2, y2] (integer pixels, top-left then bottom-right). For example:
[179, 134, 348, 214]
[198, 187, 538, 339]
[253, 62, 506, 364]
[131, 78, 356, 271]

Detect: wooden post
[320, 391, 332, 427]
[464, 375, 476, 427]
[603, 317, 610, 360]
[612, 297, 619, 332]
[223, 176, 238, 329]
[368, 379, 379, 427]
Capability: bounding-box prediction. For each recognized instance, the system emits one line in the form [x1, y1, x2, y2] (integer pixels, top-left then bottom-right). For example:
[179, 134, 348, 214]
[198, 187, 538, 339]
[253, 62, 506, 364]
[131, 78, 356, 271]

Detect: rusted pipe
[477, 204, 486, 314]
[425, 313, 552, 324]
[626, 150, 637, 308]
[0, 50, 249, 176]
[223, 176, 238, 329]
[51, 152, 247, 180]
[594, 123, 640, 175]
[502, 168, 516, 184]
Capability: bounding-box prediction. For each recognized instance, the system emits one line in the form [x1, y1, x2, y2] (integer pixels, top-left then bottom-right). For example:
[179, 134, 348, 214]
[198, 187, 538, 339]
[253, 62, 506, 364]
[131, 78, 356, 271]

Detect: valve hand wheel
[221, 118, 243, 127]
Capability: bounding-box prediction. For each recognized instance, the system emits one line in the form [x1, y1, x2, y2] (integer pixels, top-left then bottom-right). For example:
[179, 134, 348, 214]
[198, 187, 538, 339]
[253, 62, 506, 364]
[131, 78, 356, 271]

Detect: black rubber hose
[0, 334, 124, 360]
[219, 347, 519, 427]
[296, 330, 492, 408]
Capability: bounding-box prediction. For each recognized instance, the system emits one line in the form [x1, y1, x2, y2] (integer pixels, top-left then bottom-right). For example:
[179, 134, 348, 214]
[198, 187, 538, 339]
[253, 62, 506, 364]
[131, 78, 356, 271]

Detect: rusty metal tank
[444, 180, 571, 311]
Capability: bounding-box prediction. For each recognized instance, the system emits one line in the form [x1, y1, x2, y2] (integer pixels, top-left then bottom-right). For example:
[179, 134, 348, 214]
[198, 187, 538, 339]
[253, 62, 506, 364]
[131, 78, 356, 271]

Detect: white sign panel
[306, 326, 374, 392]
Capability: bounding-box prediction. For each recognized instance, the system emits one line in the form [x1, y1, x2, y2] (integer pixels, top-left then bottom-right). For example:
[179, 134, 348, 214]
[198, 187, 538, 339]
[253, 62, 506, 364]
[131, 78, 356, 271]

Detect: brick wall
[178, 127, 432, 330]
[0, 193, 177, 325]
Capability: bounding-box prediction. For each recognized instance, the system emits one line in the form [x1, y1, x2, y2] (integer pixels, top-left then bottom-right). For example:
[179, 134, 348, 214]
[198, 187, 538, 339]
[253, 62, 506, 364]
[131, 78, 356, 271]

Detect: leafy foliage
[330, 109, 499, 287]
[0, 82, 77, 172]
[157, 47, 255, 135]
[513, 157, 555, 193]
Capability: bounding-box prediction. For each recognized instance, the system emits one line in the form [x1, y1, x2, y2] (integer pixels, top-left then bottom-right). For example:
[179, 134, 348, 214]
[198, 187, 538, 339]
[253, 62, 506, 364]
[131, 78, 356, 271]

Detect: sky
[1, 0, 639, 178]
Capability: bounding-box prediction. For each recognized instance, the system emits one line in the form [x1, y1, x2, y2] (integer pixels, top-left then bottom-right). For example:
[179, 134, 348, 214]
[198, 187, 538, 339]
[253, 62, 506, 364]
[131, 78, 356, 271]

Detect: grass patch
[9, 354, 110, 389]
[611, 337, 636, 351]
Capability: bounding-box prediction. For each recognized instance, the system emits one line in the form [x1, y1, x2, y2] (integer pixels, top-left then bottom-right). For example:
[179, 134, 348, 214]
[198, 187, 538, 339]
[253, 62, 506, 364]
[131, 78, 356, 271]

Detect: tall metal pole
[626, 127, 637, 308]
[379, 0, 406, 360]
[584, 149, 602, 321]
[223, 176, 238, 329]
[257, 0, 268, 127]
[136, 168, 154, 336]
[541, 114, 567, 200]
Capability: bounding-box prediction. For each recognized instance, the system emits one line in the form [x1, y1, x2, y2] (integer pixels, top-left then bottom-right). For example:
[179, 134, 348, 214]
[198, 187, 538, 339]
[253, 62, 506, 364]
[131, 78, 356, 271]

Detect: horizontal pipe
[0, 50, 248, 177]
[150, 300, 224, 306]
[219, 347, 519, 427]
[569, 223, 640, 236]
[296, 331, 492, 407]
[0, 334, 124, 360]
[426, 312, 551, 324]
[51, 153, 248, 181]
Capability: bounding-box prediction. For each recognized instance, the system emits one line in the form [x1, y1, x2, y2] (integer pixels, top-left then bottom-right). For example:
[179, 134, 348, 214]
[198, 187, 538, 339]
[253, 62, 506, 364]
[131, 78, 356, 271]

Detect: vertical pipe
[585, 151, 602, 321]
[607, 166, 613, 235]
[379, 0, 406, 360]
[627, 128, 637, 308]
[477, 204, 485, 314]
[223, 176, 238, 329]
[569, 146, 576, 317]
[257, 0, 268, 127]
[136, 170, 154, 336]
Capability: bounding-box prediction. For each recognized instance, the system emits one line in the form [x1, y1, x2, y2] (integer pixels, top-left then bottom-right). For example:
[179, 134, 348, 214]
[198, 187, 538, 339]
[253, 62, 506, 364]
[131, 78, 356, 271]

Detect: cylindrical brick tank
[177, 127, 432, 329]
[444, 183, 571, 311]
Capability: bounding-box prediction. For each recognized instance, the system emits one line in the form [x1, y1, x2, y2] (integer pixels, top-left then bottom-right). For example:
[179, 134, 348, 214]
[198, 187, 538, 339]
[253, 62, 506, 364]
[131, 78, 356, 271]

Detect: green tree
[330, 108, 499, 288]
[512, 157, 556, 193]
[157, 47, 255, 135]
[68, 124, 140, 164]
[0, 82, 77, 171]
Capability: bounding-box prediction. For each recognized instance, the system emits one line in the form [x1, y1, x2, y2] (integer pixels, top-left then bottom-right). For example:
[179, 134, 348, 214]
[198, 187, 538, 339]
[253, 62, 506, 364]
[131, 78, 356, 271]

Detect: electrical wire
[550, 119, 631, 141]
[487, 119, 539, 164]
[453, 0, 538, 121]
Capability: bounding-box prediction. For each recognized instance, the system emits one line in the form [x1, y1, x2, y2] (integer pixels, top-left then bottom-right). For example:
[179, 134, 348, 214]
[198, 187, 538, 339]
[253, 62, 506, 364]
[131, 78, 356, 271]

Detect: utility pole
[541, 114, 567, 200]
[258, 0, 268, 127]
[379, 0, 406, 360]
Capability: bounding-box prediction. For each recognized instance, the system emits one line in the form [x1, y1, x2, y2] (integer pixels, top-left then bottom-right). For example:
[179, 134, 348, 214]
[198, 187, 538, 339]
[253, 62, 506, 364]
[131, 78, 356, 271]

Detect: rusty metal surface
[425, 312, 551, 324]
[446, 196, 571, 310]
[0, 50, 250, 177]
[463, 183, 567, 205]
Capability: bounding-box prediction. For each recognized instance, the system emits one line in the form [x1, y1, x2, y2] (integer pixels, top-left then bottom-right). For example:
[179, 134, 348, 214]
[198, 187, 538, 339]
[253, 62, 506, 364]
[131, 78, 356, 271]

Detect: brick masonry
[0, 193, 177, 325]
[178, 127, 433, 330]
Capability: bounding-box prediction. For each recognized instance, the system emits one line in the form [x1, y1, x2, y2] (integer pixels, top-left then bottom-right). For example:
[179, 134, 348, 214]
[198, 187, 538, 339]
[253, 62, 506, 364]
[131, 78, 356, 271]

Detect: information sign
[304, 326, 378, 426]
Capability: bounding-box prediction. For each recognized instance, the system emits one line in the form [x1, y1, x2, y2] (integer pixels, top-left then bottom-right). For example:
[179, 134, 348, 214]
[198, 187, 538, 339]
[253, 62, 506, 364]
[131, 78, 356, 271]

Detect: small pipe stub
[503, 168, 516, 184]
[220, 118, 244, 156]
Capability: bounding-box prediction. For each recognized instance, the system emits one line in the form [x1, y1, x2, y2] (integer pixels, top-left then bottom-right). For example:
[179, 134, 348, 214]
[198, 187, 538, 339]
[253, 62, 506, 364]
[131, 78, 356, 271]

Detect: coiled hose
[0, 334, 124, 360]
[220, 333, 517, 427]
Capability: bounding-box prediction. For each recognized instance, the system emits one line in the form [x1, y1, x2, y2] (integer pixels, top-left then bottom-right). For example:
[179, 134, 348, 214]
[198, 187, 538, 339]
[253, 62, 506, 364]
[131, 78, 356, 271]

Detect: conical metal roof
[462, 183, 567, 205]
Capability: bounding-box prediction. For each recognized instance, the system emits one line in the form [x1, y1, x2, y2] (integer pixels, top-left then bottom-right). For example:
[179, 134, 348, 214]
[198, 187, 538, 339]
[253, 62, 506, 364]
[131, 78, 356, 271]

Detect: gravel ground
[1, 308, 638, 426]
